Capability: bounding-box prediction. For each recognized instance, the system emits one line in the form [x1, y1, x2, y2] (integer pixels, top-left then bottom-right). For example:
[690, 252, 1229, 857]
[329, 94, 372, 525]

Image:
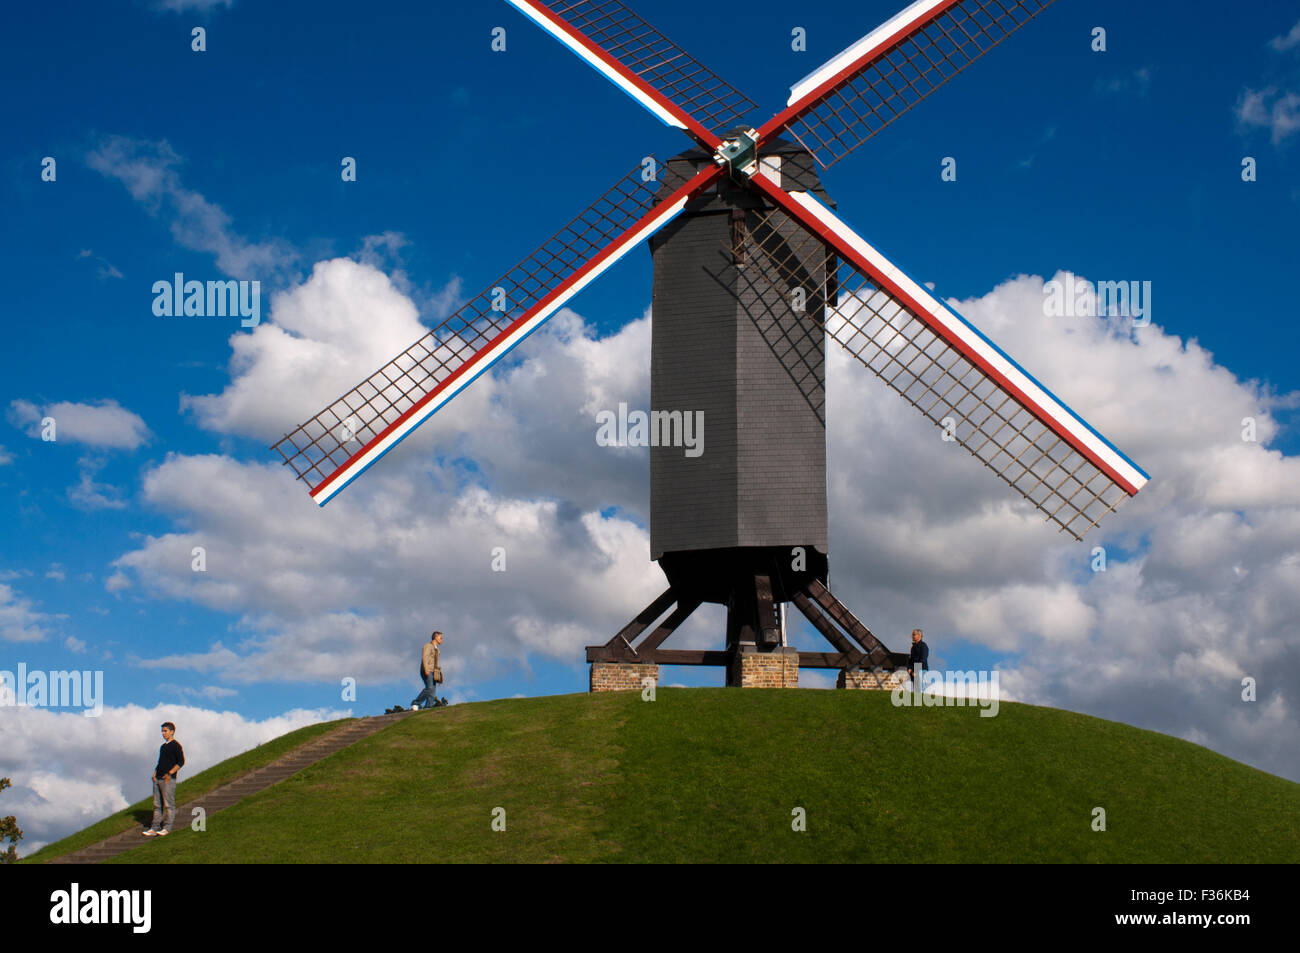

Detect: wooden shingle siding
[649, 143, 829, 559]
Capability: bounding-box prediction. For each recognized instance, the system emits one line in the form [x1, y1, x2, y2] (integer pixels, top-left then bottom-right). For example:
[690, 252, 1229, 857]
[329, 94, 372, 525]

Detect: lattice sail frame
[506, 0, 755, 142]
[273, 161, 720, 501]
[824, 280, 1128, 539]
[738, 185, 1147, 540]
[762, 0, 1057, 169]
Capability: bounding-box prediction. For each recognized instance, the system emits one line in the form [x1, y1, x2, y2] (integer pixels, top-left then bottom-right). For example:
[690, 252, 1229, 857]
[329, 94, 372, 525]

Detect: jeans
[151, 776, 176, 832]
[411, 670, 438, 710]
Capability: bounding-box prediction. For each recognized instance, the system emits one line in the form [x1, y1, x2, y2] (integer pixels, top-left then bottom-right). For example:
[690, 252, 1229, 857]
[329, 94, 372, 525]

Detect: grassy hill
[19, 719, 345, 863]
[29, 689, 1300, 863]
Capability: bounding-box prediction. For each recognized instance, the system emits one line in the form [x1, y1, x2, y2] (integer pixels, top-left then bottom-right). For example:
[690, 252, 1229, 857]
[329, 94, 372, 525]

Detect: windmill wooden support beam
[586, 574, 908, 691]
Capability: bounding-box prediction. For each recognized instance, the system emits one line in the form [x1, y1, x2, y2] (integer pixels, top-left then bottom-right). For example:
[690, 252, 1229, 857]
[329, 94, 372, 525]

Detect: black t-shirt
[155, 739, 185, 779]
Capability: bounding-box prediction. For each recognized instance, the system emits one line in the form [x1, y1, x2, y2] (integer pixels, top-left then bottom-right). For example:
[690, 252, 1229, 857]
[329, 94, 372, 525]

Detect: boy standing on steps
[410, 631, 444, 710]
[143, 721, 184, 837]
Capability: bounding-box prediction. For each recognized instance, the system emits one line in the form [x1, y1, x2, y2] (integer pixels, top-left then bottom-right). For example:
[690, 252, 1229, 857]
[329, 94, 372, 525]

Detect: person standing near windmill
[410, 631, 445, 710]
[907, 629, 929, 684]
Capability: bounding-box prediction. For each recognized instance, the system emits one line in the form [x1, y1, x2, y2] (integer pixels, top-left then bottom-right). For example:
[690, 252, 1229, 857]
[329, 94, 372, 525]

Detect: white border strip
[507, 0, 686, 130]
[765, 176, 1148, 492]
[788, 0, 950, 105]
[312, 192, 693, 506]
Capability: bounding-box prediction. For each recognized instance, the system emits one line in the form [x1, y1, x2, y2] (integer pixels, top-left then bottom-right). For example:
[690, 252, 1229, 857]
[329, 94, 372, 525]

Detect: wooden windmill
[273, 0, 1149, 688]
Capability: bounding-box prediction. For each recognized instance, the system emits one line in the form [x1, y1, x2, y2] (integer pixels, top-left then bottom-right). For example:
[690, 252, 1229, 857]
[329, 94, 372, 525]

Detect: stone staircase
[48, 710, 414, 864]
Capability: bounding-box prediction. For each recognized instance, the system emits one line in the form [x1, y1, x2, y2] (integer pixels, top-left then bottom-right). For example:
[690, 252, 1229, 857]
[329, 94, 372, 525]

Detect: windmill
[272, 0, 1150, 689]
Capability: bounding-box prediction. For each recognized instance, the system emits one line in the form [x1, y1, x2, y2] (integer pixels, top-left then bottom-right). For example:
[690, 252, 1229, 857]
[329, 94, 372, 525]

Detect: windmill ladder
[45, 710, 415, 864]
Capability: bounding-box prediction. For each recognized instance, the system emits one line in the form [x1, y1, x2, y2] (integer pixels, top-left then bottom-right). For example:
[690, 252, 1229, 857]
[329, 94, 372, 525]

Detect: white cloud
[1, 703, 346, 856]
[1097, 66, 1154, 96]
[0, 445, 13, 466]
[65, 636, 87, 654]
[77, 248, 123, 280]
[87, 135, 290, 278]
[1269, 19, 1300, 52]
[67, 458, 129, 511]
[117, 462, 665, 686]
[7, 399, 149, 450]
[46, 565, 66, 581]
[156, 682, 238, 700]
[180, 258, 431, 438]
[105, 259, 1300, 785]
[0, 583, 59, 643]
[1236, 87, 1300, 145]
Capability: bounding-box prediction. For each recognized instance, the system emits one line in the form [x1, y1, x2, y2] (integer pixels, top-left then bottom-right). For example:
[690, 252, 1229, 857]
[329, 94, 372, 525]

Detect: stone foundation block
[590, 662, 659, 693]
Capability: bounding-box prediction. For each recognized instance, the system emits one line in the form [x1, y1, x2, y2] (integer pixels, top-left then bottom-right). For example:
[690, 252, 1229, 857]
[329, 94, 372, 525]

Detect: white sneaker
[142, 830, 158, 836]
[157, 829, 170, 836]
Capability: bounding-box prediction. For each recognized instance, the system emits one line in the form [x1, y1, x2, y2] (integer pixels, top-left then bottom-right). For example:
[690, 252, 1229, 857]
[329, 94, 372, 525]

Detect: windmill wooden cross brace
[272, 0, 1150, 689]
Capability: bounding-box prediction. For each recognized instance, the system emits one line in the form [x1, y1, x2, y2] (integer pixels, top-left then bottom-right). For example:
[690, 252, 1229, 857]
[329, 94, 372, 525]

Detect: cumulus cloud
[0, 445, 12, 466]
[87, 135, 291, 278]
[180, 258, 430, 438]
[1, 703, 347, 855]
[116, 458, 665, 686]
[7, 398, 150, 450]
[0, 583, 60, 643]
[104, 257, 1300, 785]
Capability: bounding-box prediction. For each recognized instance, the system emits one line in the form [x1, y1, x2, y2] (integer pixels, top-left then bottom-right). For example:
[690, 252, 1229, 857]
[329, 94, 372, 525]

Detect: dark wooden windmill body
[585, 138, 904, 682]
[271, 0, 1149, 689]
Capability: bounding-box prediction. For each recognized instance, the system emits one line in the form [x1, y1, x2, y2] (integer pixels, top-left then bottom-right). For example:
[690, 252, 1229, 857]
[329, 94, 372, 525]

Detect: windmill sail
[506, 0, 757, 143]
[759, 0, 1058, 168]
[744, 170, 1148, 539]
[273, 161, 723, 505]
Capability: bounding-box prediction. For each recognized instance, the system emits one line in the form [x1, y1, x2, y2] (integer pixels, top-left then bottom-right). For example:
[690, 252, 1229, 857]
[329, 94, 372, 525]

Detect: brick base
[837, 668, 906, 691]
[590, 662, 659, 693]
[729, 647, 799, 688]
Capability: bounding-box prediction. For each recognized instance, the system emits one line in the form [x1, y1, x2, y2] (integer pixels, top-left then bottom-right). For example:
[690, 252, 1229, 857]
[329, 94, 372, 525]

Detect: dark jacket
[908, 640, 929, 671]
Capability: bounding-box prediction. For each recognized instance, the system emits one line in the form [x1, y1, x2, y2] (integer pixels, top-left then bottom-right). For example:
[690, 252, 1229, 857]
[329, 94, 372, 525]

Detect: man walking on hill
[143, 721, 184, 837]
[410, 631, 444, 710]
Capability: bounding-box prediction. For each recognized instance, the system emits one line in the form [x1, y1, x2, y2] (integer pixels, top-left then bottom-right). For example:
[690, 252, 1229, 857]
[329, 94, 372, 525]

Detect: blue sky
[3, 0, 1300, 847]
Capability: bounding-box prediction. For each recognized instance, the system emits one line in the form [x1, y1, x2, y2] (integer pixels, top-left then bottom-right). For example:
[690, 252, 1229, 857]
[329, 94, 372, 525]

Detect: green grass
[20, 718, 347, 864]
[81, 690, 1299, 864]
